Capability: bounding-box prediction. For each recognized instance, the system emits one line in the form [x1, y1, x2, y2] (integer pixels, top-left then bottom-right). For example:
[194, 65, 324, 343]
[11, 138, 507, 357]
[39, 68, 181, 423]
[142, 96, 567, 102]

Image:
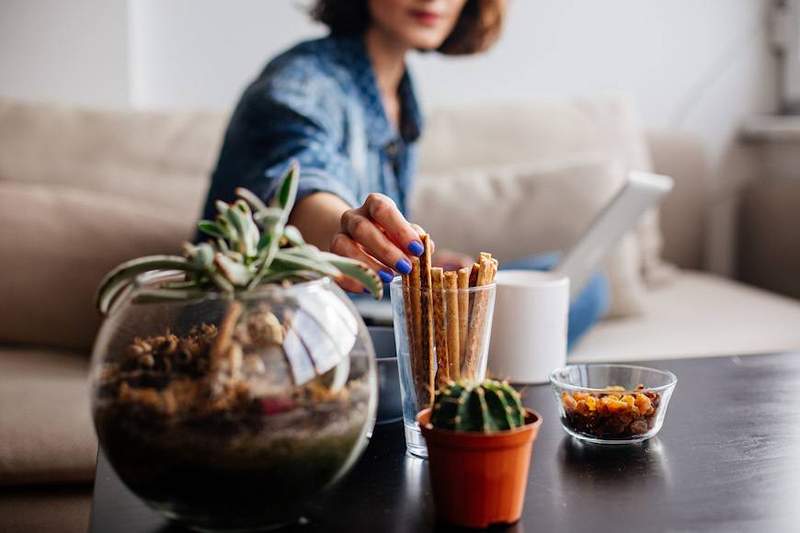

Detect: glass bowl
[549, 364, 677, 444]
[90, 272, 377, 531]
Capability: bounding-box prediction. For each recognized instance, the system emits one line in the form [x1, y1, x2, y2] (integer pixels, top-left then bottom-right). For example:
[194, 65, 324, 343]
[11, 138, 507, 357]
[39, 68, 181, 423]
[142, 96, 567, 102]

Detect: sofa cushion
[0, 97, 224, 214]
[0, 182, 191, 351]
[418, 94, 671, 287]
[410, 159, 646, 317]
[571, 271, 800, 362]
[0, 347, 96, 486]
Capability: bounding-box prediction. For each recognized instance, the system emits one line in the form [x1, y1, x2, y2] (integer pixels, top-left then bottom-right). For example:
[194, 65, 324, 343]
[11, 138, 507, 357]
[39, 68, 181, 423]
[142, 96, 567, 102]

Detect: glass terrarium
[91, 274, 376, 530]
[89, 164, 382, 531]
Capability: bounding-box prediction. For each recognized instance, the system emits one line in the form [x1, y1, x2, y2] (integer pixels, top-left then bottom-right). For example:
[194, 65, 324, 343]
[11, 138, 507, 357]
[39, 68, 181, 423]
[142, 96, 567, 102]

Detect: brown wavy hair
[310, 0, 506, 55]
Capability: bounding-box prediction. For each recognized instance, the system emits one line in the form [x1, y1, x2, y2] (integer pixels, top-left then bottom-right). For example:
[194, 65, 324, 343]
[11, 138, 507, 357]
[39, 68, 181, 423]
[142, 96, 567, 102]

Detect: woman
[202, 0, 608, 347]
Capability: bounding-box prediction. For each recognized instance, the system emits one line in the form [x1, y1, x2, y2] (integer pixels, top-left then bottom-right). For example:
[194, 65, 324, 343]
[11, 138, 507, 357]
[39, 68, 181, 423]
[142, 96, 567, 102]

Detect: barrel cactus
[95, 161, 382, 314]
[430, 379, 526, 432]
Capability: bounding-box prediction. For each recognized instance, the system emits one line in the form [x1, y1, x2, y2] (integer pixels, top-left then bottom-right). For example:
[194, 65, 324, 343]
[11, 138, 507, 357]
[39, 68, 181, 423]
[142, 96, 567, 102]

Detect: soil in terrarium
[93, 302, 373, 528]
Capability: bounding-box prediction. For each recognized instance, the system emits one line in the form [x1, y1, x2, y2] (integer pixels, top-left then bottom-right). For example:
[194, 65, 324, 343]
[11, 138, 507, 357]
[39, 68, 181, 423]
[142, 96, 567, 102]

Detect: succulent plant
[96, 162, 382, 314]
[430, 379, 526, 433]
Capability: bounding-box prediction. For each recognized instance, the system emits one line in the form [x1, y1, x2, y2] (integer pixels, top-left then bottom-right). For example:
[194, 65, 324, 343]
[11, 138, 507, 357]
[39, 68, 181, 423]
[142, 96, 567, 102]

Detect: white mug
[488, 270, 569, 384]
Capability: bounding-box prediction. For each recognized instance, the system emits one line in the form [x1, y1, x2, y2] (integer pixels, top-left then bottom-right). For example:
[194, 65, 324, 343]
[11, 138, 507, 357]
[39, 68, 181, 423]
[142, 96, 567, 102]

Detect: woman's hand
[331, 193, 432, 292]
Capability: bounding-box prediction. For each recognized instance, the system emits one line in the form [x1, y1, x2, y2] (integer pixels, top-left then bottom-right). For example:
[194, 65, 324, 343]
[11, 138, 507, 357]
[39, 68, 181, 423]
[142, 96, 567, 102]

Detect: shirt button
[385, 140, 400, 158]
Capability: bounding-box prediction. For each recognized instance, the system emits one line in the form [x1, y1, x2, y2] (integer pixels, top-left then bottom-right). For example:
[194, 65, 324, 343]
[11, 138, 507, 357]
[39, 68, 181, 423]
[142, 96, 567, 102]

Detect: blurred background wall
[0, 0, 778, 168]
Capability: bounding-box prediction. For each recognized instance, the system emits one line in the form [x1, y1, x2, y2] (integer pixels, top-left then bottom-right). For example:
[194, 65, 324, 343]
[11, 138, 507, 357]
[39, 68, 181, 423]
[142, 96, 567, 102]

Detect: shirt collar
[333, 35, 423, 148]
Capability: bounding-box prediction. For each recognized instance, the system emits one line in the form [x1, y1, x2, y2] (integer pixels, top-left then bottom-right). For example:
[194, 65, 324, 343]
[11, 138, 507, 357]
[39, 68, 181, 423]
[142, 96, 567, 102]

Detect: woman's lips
[409, 9, 441, 27]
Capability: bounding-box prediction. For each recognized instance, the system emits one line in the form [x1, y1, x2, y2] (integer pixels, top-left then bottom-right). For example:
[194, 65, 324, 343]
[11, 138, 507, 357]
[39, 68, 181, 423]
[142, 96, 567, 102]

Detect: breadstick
[409, 256, 426, 407]
[417, 234, 435, 407]
[469, 263, 480, 287]
[401, 269, 415, 375]
[443, 271, 460, 381]
[431, 267, 449, 387]
[457, 266, 470, 370]
[464, 253, 495, 377]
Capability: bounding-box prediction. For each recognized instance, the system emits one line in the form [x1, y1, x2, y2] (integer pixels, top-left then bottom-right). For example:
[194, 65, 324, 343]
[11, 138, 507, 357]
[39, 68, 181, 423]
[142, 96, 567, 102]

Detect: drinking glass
[389, 277, 496, 457]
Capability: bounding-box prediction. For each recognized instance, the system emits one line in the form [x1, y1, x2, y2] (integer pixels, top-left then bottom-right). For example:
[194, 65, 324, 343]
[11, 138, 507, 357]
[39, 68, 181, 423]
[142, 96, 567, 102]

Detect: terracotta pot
[417, 408, 542, 529]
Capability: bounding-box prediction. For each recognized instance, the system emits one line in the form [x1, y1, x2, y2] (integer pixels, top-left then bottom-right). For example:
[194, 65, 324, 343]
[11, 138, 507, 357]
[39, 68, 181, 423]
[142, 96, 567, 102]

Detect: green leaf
[208, 270, 235, 293]
[252, 270, 317, 286]
[193, 243, 215, 269]
[215, 216, 236, 242]
[197, 220, 225, 240]
[272, 250, 341, 278]
[213, 252, 252, 287]
[235, 187, 268, 213]
[215, 200, 230, 214]
[282, 244, 321, 260]
[224, 206, 256, 257]
[318, 252, 384, 299]
[272, 161, 300, 212]
[249, 233, 280, 289]
[282, 225, 305, 246]
[132, 288, 208, 304]
[253, 207, 283, 226]
[96, 255, 197, 314]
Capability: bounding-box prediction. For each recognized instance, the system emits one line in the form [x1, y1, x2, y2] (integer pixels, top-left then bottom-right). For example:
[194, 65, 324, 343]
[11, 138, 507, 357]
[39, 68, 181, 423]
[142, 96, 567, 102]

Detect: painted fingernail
[363, 288, 372, 294]
[395, 258, 412, 275]
[378, 269, 395, 283]
[408, 240, 424, 256]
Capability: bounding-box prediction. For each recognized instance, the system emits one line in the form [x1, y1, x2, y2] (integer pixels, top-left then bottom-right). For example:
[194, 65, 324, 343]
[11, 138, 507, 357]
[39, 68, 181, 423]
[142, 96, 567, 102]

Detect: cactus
[96, 162, 383, 314]
[430, 379, 526, 433]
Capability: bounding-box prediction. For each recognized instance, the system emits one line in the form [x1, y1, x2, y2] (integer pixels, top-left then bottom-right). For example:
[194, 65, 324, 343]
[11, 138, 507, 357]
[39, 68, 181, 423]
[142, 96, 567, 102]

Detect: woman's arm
[290, 191, 427, 291]
[207, 77, 428, 290]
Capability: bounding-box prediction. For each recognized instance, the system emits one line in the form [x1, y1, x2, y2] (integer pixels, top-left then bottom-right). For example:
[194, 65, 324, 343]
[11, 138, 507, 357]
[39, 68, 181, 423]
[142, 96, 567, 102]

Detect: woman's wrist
[289, 192, 350, 252]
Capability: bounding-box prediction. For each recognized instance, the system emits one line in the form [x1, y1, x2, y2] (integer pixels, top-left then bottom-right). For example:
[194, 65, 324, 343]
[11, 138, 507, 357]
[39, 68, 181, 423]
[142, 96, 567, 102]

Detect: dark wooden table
[90, 348, 800, 532]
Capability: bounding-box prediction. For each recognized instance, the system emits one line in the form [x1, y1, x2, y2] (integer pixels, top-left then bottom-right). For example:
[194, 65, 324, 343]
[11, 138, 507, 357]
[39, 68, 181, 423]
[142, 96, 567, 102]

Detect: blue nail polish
[379, 269, 395, 283]
[395, 258, 412, 275]
[408, 240, 424, 256]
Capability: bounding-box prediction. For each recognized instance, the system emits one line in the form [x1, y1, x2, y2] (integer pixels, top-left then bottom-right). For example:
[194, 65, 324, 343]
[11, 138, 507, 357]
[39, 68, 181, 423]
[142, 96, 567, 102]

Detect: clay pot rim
[417, 408, 542, 450]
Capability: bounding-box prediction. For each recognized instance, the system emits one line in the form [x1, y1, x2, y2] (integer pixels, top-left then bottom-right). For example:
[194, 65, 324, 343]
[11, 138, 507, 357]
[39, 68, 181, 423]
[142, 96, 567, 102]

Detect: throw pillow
[409, 159, 647, 318]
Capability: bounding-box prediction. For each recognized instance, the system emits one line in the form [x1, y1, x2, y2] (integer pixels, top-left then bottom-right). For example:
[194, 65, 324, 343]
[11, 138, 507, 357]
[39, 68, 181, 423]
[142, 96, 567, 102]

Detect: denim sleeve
[215, 76, 360, 210]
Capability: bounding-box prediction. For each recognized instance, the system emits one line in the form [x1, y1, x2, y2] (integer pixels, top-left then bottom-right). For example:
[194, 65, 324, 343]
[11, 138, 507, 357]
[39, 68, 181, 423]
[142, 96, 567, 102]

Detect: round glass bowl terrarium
[90, 272, 377, 531]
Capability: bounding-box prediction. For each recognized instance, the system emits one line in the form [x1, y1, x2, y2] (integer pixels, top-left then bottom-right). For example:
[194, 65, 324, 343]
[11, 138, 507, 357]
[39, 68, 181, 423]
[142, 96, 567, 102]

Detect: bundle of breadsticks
[401, 233, 498, 409]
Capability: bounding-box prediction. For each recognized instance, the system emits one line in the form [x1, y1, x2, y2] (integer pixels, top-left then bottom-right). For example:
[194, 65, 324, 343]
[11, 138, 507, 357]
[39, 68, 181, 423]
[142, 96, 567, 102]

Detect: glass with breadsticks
[390, 234, 498, 457]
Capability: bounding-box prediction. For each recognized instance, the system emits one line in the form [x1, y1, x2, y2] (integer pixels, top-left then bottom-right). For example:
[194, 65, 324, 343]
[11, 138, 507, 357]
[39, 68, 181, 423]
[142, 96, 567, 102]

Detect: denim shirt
[201, 35, 423, 221]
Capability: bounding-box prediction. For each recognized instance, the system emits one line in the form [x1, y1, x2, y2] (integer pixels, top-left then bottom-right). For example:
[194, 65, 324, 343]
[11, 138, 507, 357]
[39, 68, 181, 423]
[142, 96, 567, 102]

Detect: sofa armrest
[738, 179, 800, 299]
[646, 130, 711, 270]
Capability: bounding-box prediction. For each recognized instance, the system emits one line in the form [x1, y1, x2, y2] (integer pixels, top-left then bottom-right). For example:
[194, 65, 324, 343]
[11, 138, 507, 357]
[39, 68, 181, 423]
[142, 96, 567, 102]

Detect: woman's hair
[310, 0, 506, 55]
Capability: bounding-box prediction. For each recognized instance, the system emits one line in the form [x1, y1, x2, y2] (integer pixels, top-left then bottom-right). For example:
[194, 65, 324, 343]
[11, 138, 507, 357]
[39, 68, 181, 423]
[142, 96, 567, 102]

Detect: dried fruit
[560, 385, 660, 439]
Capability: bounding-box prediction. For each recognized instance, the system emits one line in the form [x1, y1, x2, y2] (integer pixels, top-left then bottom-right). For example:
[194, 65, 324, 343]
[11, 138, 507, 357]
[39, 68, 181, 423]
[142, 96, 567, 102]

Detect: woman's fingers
[330, 232, 396, 290]
[341, 209, 413, 276]
[363, 194, 425, 256]
[410, 223, 434, 254]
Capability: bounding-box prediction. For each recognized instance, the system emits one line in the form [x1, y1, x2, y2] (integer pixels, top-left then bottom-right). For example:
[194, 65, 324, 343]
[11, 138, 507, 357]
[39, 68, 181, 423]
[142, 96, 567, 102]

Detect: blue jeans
[502, 252, 609, 350]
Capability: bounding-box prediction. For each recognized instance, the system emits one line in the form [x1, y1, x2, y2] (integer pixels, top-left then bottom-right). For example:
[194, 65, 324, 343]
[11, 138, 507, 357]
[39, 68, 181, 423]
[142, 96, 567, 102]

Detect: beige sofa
[2, 97, 800, 532]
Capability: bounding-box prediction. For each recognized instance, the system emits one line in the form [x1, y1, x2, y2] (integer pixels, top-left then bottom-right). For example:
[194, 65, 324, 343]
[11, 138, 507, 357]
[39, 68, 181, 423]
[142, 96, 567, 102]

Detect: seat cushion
[571, 271, 800, 362]
[0, 348, 96, 486]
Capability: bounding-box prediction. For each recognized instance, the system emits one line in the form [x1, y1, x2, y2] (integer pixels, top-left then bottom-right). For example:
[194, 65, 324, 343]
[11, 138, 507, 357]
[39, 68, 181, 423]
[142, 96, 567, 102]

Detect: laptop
[355, 171, 674, 324]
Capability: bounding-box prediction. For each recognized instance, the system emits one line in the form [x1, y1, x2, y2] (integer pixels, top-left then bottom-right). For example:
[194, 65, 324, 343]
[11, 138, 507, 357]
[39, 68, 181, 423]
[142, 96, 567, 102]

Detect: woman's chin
[400, 30, 449, 51]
